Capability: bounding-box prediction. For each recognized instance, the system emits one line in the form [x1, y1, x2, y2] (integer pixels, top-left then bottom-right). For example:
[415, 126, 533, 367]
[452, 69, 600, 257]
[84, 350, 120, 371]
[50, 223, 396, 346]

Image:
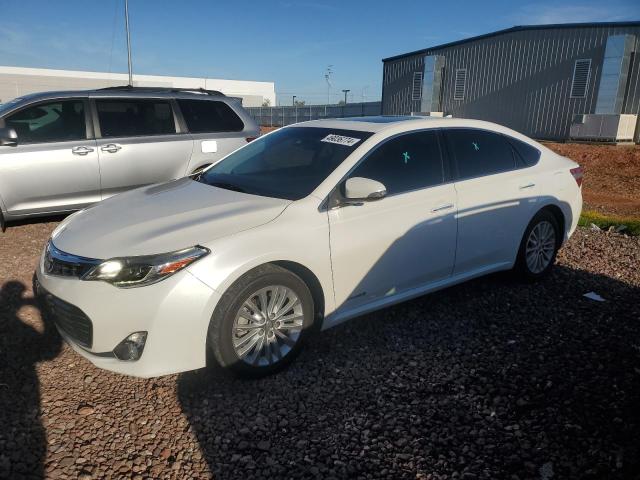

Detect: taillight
[570, 166, 583, 187]
[245, 137, 257, 143]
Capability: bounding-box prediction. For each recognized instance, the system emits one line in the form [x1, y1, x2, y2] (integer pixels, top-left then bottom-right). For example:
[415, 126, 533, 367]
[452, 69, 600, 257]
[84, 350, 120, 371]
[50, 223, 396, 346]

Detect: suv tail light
[245, 137, 257, 143]
[570, 166, 583, 187]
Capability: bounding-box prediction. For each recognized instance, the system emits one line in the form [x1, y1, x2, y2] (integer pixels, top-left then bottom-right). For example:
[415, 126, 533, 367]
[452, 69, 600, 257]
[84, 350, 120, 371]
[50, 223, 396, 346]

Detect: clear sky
[1, 0, 639, 105]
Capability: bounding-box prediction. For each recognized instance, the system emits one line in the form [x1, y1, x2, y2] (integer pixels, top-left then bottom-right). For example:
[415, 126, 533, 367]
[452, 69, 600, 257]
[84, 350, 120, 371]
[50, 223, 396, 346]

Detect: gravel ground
[1, 220, 639, 480]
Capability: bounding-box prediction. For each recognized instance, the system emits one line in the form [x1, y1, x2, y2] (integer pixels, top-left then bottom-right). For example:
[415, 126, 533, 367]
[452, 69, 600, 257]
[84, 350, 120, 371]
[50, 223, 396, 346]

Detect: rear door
[444, 128, 540, 274]
[0, 98, 100, 216]
[92, 97, 193, 199]
[176, 99, 250, 173]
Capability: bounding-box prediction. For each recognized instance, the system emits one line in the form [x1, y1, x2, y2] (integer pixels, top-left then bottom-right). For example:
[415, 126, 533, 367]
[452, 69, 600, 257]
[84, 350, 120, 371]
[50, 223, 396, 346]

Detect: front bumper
[35, 252, 221, 378]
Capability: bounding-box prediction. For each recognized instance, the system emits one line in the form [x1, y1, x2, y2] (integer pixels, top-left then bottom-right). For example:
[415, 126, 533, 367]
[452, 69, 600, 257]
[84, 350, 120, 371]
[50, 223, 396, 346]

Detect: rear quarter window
[509, 137, 541, 167]
[177, 99, 244, 133]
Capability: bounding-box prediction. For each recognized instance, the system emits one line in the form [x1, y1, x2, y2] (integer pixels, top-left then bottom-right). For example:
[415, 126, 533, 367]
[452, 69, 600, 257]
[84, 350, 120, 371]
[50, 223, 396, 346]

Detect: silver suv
[0, 86, 259, 230]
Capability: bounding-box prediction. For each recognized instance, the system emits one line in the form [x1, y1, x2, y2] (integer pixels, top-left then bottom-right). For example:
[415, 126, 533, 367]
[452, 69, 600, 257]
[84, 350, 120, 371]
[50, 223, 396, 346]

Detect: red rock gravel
[1, 219, 639, 479]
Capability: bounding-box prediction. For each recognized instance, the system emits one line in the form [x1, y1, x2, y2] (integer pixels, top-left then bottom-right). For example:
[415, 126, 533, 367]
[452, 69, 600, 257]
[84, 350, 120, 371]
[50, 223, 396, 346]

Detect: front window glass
[96, 99, 176, 137]
[349, 130, 444, 195]
[199, 127, 373, 200]
[5, 100, 86, 144]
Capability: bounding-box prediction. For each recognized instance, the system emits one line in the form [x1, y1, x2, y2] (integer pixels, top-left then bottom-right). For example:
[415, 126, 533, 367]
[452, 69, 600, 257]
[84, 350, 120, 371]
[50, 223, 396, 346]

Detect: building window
[570, 59, 591, 99]
[412, 72, 423, 100]
[454, 69, 467, 100]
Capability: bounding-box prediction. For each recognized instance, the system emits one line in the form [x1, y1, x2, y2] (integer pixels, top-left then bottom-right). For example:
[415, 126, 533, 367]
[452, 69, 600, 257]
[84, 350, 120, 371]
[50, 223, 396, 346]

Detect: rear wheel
[514, 210, 560, 281]
[208, 264, 314, 377]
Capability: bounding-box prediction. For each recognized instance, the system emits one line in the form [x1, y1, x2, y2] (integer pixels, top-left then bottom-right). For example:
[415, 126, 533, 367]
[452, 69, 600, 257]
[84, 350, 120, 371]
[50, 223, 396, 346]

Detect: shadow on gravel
[178, 266, 640, 479]
[0, 280, 62, 479]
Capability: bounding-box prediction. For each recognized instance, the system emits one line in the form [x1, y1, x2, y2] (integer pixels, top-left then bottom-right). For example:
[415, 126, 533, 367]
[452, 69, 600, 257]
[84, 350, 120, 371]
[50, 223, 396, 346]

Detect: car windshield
[198, 127, 373, 200]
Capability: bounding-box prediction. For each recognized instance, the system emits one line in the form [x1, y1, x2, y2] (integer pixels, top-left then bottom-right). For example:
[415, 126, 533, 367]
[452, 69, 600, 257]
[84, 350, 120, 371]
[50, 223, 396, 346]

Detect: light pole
[342, 89, 350, 104]
[124, 0, 133, 86]
[292, 95, 296, 106]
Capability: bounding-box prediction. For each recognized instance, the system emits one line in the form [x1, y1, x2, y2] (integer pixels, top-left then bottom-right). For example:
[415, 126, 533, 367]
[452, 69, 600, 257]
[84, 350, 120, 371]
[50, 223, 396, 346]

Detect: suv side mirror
[0, 127, 17, 147]
[344, 177, 387, 201]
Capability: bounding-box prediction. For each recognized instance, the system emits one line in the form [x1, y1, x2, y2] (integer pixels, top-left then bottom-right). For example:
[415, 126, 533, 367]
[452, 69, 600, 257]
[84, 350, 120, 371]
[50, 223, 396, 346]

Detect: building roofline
[382, 21, 640, 62]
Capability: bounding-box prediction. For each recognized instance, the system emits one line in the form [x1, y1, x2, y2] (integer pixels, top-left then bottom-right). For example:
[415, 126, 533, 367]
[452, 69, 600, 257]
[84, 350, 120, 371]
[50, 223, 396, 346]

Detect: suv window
[349, 131, 443, 195]
[96, 99, 176, 138]
[5, 100, 86, 144]
[177, 99, 244, 133]
[444, 129, 516, 180]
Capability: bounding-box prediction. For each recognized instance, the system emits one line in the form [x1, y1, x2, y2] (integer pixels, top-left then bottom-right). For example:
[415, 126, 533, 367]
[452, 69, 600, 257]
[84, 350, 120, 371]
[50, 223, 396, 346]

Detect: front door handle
[519, 182, 536, 190]
[431, 203, 454, 213]
[71, 146, 94, 156]
[101, 143, 122, 153]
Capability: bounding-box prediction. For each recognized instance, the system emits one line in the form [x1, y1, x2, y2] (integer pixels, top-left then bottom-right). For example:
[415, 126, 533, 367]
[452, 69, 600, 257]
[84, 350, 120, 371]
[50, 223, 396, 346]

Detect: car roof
[7, 87, 230, 104]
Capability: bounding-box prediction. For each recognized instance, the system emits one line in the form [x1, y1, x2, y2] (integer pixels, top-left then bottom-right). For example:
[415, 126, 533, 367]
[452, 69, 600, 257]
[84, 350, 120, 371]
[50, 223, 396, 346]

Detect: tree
[337, 100, 346, 106]
[294, 100, 306, 107]
[261, 98, 271, 107]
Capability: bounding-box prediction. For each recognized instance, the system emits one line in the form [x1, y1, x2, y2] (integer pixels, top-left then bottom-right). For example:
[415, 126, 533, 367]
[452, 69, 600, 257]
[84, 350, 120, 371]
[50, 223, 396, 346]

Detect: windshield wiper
[210, 182, 247, 194]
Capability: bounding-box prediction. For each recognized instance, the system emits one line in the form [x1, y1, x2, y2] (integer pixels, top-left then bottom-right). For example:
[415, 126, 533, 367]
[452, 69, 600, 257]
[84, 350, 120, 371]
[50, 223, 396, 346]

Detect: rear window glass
[178, 99, 244, 133]
[509, 137, 541, 167]
[96, 99, 176, 137]
[444, 129, 516, 180]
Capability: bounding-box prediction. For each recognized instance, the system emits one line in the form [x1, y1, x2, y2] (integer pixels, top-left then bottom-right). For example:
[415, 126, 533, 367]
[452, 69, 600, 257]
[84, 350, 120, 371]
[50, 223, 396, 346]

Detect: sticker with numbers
[320, 134, 361, 147]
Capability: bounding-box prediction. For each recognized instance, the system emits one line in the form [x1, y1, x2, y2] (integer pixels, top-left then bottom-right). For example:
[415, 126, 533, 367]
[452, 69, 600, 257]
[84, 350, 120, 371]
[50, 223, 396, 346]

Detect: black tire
[207, 264, 314, 377]
[514, 209, 561, 281]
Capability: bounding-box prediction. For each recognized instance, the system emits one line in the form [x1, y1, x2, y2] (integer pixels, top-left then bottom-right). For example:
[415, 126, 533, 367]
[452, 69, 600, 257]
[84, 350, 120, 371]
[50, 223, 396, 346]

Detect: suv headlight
[82, 246, 209, 288]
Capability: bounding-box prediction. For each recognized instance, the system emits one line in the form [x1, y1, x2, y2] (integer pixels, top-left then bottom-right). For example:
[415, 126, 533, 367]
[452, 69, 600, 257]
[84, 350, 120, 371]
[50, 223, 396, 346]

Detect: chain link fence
[246, 101, 381, 127]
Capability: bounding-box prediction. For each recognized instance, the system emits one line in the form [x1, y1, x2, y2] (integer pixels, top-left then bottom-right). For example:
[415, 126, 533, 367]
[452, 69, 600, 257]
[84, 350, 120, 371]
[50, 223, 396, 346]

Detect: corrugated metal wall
[382, 25, 640, 141]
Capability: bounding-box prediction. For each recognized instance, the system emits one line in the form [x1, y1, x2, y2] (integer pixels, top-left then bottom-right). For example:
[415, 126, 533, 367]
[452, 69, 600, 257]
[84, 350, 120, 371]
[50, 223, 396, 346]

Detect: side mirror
[0, 127, 17, 147]
[344, 177, 387, 201]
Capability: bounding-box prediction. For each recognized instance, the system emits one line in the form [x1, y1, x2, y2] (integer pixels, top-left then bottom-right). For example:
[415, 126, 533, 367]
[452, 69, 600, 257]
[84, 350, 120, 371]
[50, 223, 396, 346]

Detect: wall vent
[454, 69, 467, 100]
[412, 72, 423, 100]
[570, 59, 591, 98]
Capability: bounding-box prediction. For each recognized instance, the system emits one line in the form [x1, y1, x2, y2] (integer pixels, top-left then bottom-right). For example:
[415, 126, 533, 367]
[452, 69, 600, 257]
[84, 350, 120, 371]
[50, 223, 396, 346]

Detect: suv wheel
[208, 264, 314, 377]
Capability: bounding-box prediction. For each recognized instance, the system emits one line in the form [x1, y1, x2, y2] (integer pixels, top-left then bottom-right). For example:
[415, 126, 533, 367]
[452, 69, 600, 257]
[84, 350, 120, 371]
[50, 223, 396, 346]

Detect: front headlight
[82, 246, 209, 288]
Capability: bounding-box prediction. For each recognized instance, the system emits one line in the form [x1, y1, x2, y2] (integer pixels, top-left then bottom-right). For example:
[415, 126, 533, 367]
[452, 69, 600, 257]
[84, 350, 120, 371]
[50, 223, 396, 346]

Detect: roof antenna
[124, 0, 133, 87]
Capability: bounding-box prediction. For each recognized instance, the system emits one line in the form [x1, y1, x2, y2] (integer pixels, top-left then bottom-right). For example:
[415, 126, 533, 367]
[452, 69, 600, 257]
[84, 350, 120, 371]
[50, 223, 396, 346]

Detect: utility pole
[292, 95, 296, 106]
[342, 89, 350, 104]
[125, 0, 133, 86]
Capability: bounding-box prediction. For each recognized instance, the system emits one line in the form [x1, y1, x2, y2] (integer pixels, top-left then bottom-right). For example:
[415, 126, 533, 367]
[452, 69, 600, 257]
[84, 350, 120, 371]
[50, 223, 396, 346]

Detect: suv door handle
[101, 143, 122, 153]
[519, 182, 536, 190]
[71, 146, 94, 156]
[431, 203, 454, 213]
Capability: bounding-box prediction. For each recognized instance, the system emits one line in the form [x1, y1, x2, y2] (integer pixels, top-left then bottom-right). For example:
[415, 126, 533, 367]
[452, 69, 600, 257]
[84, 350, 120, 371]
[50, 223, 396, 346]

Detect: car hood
[51, 178, 291, 259]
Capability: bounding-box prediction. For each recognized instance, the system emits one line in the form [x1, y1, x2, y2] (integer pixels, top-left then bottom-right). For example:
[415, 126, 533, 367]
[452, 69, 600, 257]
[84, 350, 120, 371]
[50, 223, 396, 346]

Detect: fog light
[113, 332, 147, 361]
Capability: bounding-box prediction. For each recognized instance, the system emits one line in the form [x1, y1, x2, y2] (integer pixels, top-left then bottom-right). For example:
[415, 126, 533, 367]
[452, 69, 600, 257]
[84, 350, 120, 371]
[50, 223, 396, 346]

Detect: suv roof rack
[97, 86, 226, 96]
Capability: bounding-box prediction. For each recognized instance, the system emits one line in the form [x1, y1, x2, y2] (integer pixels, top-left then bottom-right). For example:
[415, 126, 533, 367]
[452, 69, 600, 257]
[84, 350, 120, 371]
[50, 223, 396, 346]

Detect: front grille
[42, 291, 93, 348]
[44, 241, 101, 279]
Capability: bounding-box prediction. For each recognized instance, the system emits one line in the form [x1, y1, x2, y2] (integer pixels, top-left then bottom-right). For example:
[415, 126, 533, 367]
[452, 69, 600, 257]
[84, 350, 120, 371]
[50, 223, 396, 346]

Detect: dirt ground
[545, 142, 640, 218]
[260, 126, 639, 219]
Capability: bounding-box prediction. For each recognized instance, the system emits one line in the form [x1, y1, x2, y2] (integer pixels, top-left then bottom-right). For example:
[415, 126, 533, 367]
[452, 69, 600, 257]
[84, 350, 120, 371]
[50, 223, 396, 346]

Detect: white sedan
[35, 116, 583, 377]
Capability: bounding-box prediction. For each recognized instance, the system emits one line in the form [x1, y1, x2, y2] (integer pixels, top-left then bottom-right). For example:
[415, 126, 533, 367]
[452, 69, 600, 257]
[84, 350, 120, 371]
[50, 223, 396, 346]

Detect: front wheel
[208, 264, 314, 377]
[514, 210, 560, 281]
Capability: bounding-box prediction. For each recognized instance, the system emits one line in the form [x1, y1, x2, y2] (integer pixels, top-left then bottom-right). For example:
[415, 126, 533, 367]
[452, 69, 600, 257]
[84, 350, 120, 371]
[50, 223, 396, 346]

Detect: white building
[0, 66, 276, 107]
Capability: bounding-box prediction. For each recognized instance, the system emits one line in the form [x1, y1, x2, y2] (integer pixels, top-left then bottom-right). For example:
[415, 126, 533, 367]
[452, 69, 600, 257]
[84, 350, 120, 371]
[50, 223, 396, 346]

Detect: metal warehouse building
[382, 21, 640, 143]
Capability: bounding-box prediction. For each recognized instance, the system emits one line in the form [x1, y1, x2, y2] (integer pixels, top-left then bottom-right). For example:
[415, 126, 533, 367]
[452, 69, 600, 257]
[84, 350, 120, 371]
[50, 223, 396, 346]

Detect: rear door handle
[71, 146, 94, 155]
[101, 143, 122, 153]
[519, 182, 536, 190]
[431, 203, 454, 213]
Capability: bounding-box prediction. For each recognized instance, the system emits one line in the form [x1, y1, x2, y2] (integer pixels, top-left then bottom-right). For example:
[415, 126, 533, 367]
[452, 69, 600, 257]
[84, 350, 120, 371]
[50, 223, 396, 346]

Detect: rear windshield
[199, 127, 372, 200]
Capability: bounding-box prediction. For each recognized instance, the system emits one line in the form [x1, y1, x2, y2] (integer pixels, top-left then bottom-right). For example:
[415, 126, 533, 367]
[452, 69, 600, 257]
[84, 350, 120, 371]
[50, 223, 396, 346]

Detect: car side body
[0, 87, 259, 225]
[35, 116, 582, 377]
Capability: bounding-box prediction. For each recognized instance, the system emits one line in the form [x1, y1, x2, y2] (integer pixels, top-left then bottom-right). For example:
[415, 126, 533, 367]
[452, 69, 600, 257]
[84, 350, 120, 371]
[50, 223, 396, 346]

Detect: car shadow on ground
[178, 265, 640, 479]
[0, 280, 62, 479]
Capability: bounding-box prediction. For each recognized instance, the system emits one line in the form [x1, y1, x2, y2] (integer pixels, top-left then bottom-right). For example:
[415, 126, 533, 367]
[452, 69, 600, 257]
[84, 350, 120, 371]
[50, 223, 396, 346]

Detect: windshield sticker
[321, 134, 361, 147]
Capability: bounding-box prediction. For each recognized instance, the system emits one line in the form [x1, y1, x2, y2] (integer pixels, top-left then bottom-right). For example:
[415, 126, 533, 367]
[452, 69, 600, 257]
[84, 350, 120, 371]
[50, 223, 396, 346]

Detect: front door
[92, 97, 193, 199]
[0, 98, 100, 216]
[328, 130, 457, 312]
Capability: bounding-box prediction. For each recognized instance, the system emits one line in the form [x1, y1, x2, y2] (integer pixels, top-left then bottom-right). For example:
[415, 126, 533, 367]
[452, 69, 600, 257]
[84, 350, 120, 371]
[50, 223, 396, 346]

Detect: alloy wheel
[525, 220, 556, 274]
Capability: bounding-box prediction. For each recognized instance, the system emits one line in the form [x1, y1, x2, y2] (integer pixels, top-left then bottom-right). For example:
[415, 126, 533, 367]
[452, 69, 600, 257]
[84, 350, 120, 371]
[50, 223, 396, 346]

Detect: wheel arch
[538, 203, 566, 247]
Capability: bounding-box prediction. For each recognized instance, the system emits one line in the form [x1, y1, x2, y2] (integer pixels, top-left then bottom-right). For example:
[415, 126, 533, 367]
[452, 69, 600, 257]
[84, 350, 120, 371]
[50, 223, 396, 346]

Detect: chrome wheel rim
[525, 220, 556, 274]
[232, 285, 304, 366]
